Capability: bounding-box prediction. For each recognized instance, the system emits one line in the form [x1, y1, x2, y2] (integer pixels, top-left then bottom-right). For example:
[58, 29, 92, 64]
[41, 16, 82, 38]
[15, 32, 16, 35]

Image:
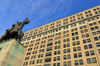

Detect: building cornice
[22, 14, 100, 40]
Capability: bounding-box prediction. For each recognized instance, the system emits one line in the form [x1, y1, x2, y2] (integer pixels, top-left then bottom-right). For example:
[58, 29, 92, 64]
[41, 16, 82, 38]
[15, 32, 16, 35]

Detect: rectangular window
[72, 33, 74, 36]
[64, 55, 67, 60]
[64, 62, 67, 66]
[72, 37, 75, 40]
[54, 57, 56, 61]
[57, 56, 60, 60]
[79, 60, 83, 65]
[77, 46, 81, 51]
[54, 51, 57, 55]
[67, 43, 70, 47]
[97, 31, 100, 34]
[53, 63, 56, 66]
[46, 52, 52, 56]
[76, 36, 79, 40]
[90, 50, 95, 55]
[73, 42, 76, 46]
[77, 41, 80, 45]
[74, 53, 77, 58]
[58, 50, 60, 54]
[88, 44, 93, 49]
[46, 47, 52, 51]
[75, 32, 78, 35]
[63, 44, 66, 48]
[98, 49, 100, 54]
[92, 58, 97, 63]
[45, 58, 51, 62]
[84, 45, 88, 50]
[55, 46, 57, 49]
[67, 38, 70, 42]
[89, 23, 92, 26]
[96, 42, 100, 47]
[68, 61, 71, 66]
[87, 58, 91, 64]
[44, 64, 51, 66]
[82, 35, 85, 38]
[98, 21, 100, 24]
[85, 51, 89, 56]
[47, 43, 53, 46]
[57, 63, 60, 66]
[64, 49, 66, 53]
[91, 27, 94, 31]
[75, 60, 78, 65]
[83, 40, 86, 43]
[73, 47, 77, 51]
[92, 32, 96, 35]
[86, 34, 89, 37]
[68, 54, 71, 59]
[94, 37, 98, 41]
[85, 29, 88, 32]
[95, 26, 99, 29]
[87, 39, 91, 42]
[78, 53, 82, 57]
[67, 49, 70, 53]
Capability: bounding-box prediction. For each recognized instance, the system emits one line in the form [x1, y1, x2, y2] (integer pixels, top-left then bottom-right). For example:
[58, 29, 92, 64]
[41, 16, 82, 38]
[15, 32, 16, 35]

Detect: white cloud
[0, 0, 76, 35]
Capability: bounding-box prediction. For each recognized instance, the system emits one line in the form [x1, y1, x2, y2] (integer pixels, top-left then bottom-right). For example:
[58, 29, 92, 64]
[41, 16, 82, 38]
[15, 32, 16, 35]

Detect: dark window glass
[72, 33, 74, 36]
[53, 63, 56, 66]
[54, 51, 57, 55]
[45, 58, 51, 62]
[83, 40, 86, 43]
[90, 50, 95, 55]
[91, 27, 94, 31]
[67, 49, 70, 53]
[96, 42, 100, 47]
[57, 63, 60, 66]
[54, 57, 56, 61]
[78, 53, 82, 57]
[89, 44, 93, 49]
[98, 49, 100, 54]
[73, 42, 76, 46]
[89, 23, 92, 26]
[85, 51, 89, 56]
[74, 53, 77, 58]
[92, 58, 97, 63]
[84, 45, 88, 49]
[94, 37, 98, 41]
[47, 43, 53, 46]
[79, 60, 83, 65]
[86, 34, 89, 37]
[73, 47, 77, 51]
[77, 41, 80, 45]
[75, 32, 78, 35]
[95, 26, 99, 29]
[76, 36, 79, 40]
[63, 44, 66, 48]
[87, 58, 91, 64]
[87, 39, 91, 42]
[75, 60, 78, 65]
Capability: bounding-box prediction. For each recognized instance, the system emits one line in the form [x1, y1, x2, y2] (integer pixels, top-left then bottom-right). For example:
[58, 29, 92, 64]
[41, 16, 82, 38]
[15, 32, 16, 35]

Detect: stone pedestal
[0, 39, 26, 66]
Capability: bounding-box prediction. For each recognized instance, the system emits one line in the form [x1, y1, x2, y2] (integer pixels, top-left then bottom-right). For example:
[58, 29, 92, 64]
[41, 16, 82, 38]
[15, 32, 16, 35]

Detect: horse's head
[23, 18, 30, 24]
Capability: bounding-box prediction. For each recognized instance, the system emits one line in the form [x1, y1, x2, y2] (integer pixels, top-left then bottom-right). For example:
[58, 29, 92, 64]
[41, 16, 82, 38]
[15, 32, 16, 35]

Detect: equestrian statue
[0, 18, 30, 42]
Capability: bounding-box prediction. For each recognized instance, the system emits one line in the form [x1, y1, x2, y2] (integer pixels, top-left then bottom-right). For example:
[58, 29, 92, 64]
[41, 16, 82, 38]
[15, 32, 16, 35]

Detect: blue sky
[0, 0, 100, 36]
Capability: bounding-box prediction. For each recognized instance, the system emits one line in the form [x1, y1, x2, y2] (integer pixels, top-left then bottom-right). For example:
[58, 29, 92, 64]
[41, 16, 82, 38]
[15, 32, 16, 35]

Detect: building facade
[21, 5, 100, 66]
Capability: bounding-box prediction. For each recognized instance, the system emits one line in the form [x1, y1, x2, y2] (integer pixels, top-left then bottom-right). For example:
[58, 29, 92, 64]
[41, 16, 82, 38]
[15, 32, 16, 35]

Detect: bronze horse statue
[0, 18, 30, 42]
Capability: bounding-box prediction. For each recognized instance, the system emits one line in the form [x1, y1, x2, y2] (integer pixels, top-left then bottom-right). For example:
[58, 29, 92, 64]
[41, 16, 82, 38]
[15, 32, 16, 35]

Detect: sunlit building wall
[21, 5, 100, 66]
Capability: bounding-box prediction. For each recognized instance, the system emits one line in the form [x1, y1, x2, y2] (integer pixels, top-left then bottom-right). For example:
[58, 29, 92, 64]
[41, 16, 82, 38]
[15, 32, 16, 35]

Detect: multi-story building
[21, 5, 100, 66]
